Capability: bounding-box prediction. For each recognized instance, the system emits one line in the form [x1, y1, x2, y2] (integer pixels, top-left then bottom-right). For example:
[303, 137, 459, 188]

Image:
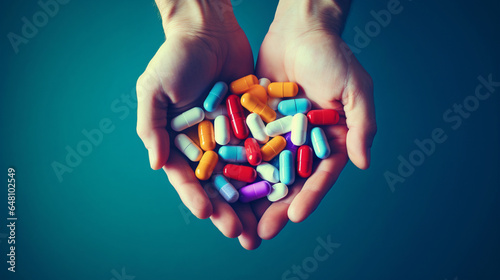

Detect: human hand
[136, 0, 254, 237]
[253, 0, 377, 240]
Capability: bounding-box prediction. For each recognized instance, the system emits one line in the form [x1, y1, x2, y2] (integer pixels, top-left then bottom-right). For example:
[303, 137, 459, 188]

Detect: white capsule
[268, 183, 288, 202]
[204, 104, 227, 120]
[174, 134, 203, 162]
[171, 107, 205, 132]
[256, 163, 280, 183]
[259, 77, 271, 88]
[291, 113, 308, 146]
[265, 116, 293, 137]
[246, 113, 269, 144]
[214, 115, 230, 145]
[267, 97, 282, 111]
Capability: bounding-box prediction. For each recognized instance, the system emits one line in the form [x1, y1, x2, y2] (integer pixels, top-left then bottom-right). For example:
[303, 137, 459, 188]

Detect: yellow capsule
[246, 84, 268, 104]
[267, 82, 299, 98]
[198, 120, 216, 151]
[240, 93, 276, 123]
[230, 74, 258, 94]
[195, 151, 218, 180]
[261, 136, 286, 161]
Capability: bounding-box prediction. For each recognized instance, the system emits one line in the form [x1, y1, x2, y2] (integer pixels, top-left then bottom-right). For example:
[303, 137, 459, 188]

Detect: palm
[249, 29, 376, 240]
[136, 26, 256, 241]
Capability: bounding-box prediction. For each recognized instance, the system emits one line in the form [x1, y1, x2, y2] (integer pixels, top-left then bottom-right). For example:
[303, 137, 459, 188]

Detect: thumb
[136, 70, 170, 170]
[342, 70, 377, 170]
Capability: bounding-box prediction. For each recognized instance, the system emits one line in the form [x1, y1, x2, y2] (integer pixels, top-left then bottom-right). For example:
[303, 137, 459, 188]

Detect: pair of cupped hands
[136, 1, 376, 250]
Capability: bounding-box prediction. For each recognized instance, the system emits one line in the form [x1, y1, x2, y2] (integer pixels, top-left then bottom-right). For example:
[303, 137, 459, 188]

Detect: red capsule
[297, 145, 313, 178]
[226, 95, 249, 139]
[223, 164, 257, 183]
[244, 138, 263, 166]
[307, 109, 339, 125]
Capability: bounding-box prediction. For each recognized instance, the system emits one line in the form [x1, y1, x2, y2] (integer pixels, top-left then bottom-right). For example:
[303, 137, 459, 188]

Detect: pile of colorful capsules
[171, 75, 339, 204]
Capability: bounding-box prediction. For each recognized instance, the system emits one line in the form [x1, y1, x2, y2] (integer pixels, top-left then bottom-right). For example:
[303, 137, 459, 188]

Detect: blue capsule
[279, 150, 295, 185]
[277, 98, 312, 116]
[311, 127, 330, 159]
[218, 146, 247, 163]
[212, 174, 239, 203]
[204, 81, 228, 112]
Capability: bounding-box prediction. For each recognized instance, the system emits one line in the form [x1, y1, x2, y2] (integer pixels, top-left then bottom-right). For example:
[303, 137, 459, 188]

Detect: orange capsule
[230, 74, 258, 94]
[261, 136, 286, 162]
[198, 120, 216, 151]
[240, 93, 276, 123]
[246, 85, 268, 104]
[195, 151, 218, 180]
[267, 82, 299, 98]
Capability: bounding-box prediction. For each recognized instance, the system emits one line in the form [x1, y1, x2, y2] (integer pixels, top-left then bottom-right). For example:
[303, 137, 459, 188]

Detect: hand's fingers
[208, 189, 243, 238]
[342, 65, 377, 169]
[288, 126, 348, 223]
[136, 71, 170, 170]
[257, 186, 300, 240]
[163, 150, 212, 219]
[233, 203, 262, 250]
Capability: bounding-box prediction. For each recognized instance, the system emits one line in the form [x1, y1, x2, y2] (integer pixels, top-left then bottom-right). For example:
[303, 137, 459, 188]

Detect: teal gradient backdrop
[1, 0, 499, 279]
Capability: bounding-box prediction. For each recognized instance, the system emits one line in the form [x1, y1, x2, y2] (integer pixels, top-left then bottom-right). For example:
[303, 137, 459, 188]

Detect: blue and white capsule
[218, 146, 247, 163]
[278, 98, 312, 116]
[204, 81, 228, 112]
[212, 174, 239, 203]
[279, 150, 295, 185]
[311, 127, 330, 159]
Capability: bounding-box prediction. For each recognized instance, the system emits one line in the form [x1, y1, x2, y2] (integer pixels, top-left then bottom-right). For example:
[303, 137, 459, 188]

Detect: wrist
[155, 0, 239, 36]
[271, 0, 350, 36]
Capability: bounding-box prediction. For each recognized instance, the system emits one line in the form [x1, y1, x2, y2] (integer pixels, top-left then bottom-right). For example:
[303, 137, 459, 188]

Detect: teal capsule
[277, 98, 312, 116]
[218, 146, 247, 163]
[311, 127, 330, 159]
[212, 174, 239, 203]
[204, 81, 228, 112]
[279, 150, 295, 185]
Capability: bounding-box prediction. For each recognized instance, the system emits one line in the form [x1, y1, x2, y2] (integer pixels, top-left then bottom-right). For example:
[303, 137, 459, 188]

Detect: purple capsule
[284, 131, 299, 155]
[239, 181, 272, 203]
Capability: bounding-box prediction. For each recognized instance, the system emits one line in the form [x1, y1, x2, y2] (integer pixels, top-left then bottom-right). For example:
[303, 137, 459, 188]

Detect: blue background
[1, 0, 499, 279]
